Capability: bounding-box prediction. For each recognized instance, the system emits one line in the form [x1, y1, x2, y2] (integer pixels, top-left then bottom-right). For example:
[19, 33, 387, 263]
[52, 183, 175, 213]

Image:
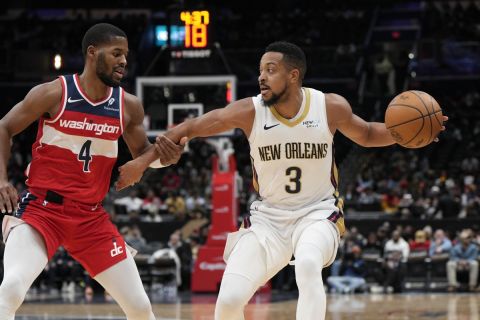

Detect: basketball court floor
[15, 292, 480, 319]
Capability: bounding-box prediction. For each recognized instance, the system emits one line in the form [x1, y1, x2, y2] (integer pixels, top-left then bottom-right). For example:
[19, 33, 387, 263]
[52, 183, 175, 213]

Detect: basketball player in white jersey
[116, 41, 447, 320]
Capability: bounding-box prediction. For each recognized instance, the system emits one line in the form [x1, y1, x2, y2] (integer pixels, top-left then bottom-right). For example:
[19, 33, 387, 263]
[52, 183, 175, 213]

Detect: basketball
[385, 90, 443, 148]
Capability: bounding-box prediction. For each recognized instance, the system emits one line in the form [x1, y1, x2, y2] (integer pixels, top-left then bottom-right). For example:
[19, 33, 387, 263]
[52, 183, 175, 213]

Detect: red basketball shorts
[15, 188, 127, 277]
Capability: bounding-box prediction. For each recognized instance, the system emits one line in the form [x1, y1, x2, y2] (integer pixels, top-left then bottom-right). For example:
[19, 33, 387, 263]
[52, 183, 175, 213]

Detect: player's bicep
[328, 94, 369, 146]
[123, 122, 150, 159]
[122, 95, 150, 158]
[197, 98, 254, 135]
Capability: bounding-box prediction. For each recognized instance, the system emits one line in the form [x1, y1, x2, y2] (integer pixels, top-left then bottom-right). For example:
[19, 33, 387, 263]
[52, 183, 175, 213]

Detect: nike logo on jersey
[264, 123, 280, 130]
[67, 97, 84, 103]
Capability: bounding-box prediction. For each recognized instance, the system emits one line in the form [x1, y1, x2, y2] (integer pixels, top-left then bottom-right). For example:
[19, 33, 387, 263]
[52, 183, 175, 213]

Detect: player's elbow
[0, 121, 14, 141]
[353, 125, 372, 147]
[356, 139, 370, 148]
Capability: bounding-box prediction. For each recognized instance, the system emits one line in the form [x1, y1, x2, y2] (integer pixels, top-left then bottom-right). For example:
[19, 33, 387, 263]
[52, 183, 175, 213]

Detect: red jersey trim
[73, 73, 113, 106]
[45, 76, 67, 124]
[119, 88, 125, 134]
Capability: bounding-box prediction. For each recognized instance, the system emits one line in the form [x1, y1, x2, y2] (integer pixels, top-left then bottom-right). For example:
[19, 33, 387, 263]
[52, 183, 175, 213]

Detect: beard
[96, 52, 120, 88]
[262, 85, 287, 107]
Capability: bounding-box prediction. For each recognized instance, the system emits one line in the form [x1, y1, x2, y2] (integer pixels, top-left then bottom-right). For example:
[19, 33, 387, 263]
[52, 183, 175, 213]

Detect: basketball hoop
[206, 137, 234, 172]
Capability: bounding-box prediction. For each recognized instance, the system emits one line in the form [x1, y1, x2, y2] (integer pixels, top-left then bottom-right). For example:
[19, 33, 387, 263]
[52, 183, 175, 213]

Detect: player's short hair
[265, 41, 307, 81]
[82, 23, 127, 56]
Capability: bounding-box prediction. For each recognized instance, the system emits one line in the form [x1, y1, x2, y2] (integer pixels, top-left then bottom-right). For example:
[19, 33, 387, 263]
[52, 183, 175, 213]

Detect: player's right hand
[0, 181, 18, 214]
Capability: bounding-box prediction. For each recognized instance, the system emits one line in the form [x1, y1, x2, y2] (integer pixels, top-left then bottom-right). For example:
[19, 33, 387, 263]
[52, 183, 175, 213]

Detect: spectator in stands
[364, 231, 383, 255]
[357, 187, 380, 211]
[381, 189, 400, 214]
[430, 229, 452, 257]
[167, 230, 193, 291]
[383, 230, 410, 293]
[48, 247, 83, 295]
[185, 190, 207, 213]
[161, 168, 182, 192]
[447, 229, 479, 292]
[376, 226, 389, 249]
[124, 225, 148, 253]
[462, 156, 479, 174]
[398, 194, 414, 218]
[410, 230, 430, 252]
[165, 191, 187, 221]
[113, 190, 143, 218]
[401, 225, 415, 243]
[327, 245, 367, 294]
[373, 52, 395, 96]
[347, 226, 366, 247]
[141, 189, 163, 222]
[472, 225, 480, 246]
[460, 184, 480, 218]
[438, 186, 461, 218]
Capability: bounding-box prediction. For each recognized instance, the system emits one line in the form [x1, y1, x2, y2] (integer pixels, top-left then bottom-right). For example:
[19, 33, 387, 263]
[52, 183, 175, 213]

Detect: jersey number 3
[285, 166, 302, 193]
[78, 140, 92, 172]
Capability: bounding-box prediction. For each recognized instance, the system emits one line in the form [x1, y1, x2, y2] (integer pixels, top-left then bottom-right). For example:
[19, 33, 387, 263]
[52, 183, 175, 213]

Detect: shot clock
[155, 10, 211, 50]
[180, 10, 209, 48]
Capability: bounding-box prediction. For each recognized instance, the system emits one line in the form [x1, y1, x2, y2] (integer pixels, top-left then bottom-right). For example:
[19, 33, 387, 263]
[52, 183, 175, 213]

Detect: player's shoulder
[324, 93, 353, 123]
[27, 78, 63, 103]
[121, 90, 145, 126]
[122, 90, 142, 108]
[225, 97, 255, 112]
[324, 93, 350, 108]
[236, 97, 255, 108]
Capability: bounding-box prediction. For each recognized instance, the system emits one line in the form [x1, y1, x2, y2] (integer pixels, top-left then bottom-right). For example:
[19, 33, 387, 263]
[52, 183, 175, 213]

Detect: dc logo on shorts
[110, 240, 124, 257]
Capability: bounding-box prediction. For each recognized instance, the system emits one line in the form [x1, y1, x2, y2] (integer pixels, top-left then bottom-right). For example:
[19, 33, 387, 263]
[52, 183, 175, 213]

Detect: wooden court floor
[16, 293, 480, 319]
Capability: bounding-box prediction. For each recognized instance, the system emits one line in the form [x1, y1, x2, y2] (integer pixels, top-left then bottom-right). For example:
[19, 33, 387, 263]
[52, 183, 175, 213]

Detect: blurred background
[1, 0, 479, 304]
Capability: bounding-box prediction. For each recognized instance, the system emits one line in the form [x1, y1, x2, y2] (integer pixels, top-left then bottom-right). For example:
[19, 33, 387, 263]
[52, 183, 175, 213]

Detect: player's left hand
[115, 160, 145, 191]
[434, 115, 449, 142]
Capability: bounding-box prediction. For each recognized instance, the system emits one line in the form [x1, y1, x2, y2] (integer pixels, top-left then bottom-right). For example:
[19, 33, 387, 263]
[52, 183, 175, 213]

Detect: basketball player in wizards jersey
[0, 23, 185, 320]
[116, 42, 447, 320]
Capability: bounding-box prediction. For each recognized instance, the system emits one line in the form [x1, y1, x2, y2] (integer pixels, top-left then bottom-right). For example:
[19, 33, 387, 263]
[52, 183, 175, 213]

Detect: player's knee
[123, 294, 152, 320]
[217, 286, 250, 310]
[295, 253, 324, 287]
[0, 273, 29, 308]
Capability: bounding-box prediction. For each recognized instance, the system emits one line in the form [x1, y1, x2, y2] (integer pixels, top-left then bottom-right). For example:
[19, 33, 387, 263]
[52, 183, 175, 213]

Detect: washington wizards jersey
[26, 74, 124, 203]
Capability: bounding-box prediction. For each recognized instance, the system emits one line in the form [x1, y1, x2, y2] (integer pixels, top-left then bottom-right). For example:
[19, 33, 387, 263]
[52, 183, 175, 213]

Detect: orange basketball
[385, 90, 443, 148]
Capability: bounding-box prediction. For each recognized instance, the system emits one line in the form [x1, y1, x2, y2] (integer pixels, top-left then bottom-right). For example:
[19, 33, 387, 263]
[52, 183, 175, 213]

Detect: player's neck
[272, 87, 303, 119]
[77, 71, 111, 101]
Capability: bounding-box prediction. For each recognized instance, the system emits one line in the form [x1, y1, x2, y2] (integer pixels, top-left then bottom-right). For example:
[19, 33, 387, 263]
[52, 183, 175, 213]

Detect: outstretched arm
[326, 93, 396, 147]
[115, 92, 186, 190]
[115, 98, 255, 190]
[162, 98, 254, 142]
[326, 93, 447, 147]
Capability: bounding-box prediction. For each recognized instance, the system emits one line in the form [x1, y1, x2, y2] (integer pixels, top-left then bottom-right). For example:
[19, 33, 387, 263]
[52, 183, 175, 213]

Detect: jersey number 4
[285, 166, 302, 193]
[78, 140, 92, 172]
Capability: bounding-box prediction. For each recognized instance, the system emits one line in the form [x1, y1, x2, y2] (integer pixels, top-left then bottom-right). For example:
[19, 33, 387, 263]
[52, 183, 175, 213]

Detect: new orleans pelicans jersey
[249, 88, 344, 229]
[26, 74, 124, 203]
